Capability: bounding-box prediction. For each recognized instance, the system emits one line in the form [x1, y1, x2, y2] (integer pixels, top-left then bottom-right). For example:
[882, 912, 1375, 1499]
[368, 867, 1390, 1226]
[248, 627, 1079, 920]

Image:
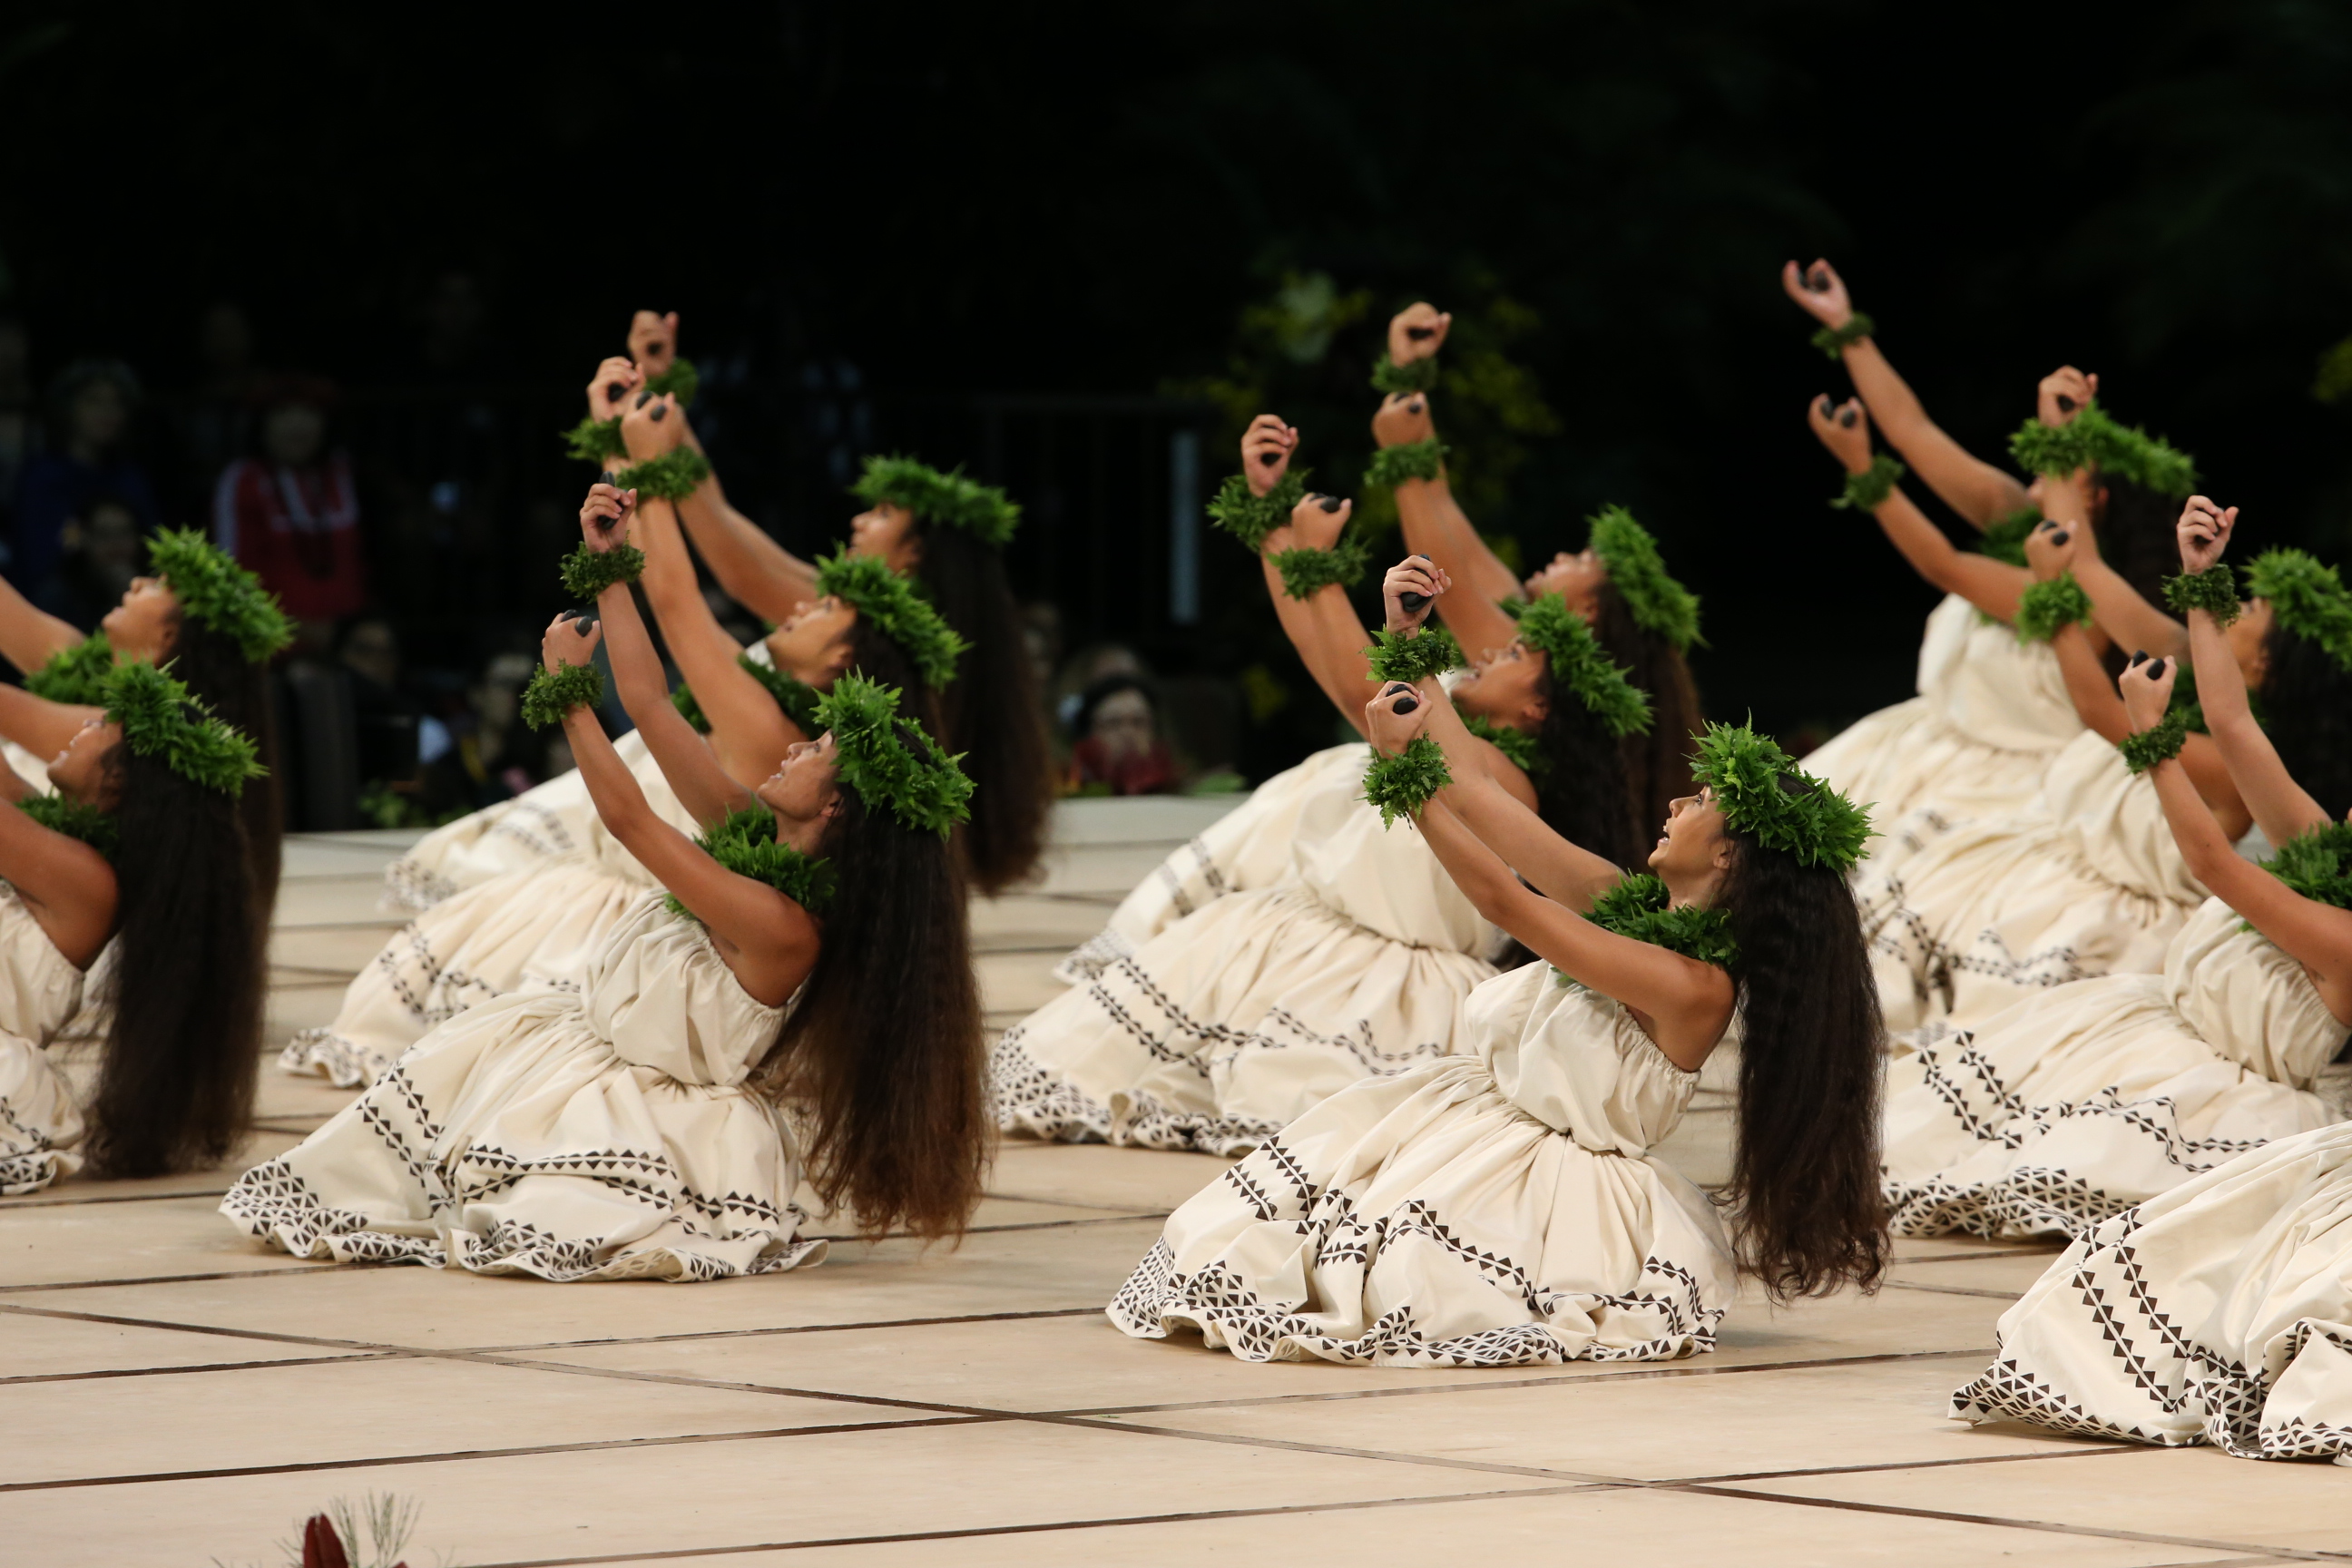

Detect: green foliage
[1205, 470, 1308, 554]
[2316, 336, 2352, 406]
[2118, 710, 2189, 774]
[562, 415, 628, 463]
[2259, 819, 2352, 912]
[673, 655, 826, 736]
[1689, 720, 1873, 873]
[2007, 402, 2198, 498]
[1271, 534, 1370, 599]
[664, 804, 837, 923]
[815, 671, 975, 838]
[24, 630, 114, 704]
[1459, 709, 1546, 775]
[644, 357, 699, 406]
[1808, 311, 1875, 360]
[2246, 548, 2352, 671]
[1975, 507, 2042, 567]
[2162, 563, 2241, 624]
[559, 541, 646, 599]
[1360, 734, 1451, 828]
[1585, 505, 1702, 652]
[17, 792, 117, 858]
[1370, 352, 1439, 394]
[850, 454, 1021, 549]
[520, 661, 603, 730]
[1364, 624, 1464, 684]
[2014, 572, 2093, 642]
[146, 527, 296, 662]
[1366, 437, 1446, 486]
[1831, 454, 1905, 513]
[102, 661, 266, 794]
[813, 547, 970, 689]
[1568, 873, 1739, 975]
[613, 447, 711, 501]
[1514, 592, 1652, 737]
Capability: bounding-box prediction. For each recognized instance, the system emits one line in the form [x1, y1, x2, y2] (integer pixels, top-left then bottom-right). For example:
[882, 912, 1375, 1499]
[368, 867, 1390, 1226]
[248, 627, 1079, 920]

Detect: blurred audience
[1064, 673, 1181, 797]
[36, 492, 142, 628]
[414, 647, 560, 817]
[0, 317, 36, 554]
[176, 302, 262, 514]
[213, 374, 365, 642]
[11, 358, 158, 592]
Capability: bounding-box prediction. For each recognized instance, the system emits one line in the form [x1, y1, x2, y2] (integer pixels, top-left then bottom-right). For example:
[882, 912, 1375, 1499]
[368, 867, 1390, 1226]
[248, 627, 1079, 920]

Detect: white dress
[1952, 1120, 2352, 1460]
[0, 889, 92, 1195]
[1803, 595, 2080, 880]
[226, 897, 822, 1281]
[1108, 960, 1736, 1366]
[992, 748, 1503, 1155]
[1882, 897, 2349, 1239]
[281, 732, 704, 1088]
[1858, 729, 2208, 1034]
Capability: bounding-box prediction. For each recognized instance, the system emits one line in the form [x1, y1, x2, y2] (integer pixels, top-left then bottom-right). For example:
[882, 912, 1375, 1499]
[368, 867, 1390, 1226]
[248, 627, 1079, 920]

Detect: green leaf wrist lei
[521, 662, 604, 730]
[1370, 353, 1440, 395]
[1831, 454, 1906, 512]
[1360, 734, 1452, 828]
[2014, 572, 2093, 643]
[2162, 564, 2240, 625]
[1364, 625, 1465, 685]
[1810, 312, 1875, 360]
[2118, 710, 2189, 775]
[1271, 534, 1371, 600]
[1367, 438, 1446, 487]
[560, 541, 647, 600]
[1207, 470, 1308, 553]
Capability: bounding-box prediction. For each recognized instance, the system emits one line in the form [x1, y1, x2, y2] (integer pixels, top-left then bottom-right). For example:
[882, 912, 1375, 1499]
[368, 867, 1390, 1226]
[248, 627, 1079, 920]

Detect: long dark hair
[911, 524, 1051, 894]
[82, 743, 267, 1177]
[842, 619, 945, 740]
[2259, 621, 2352, 822]
[1590, 581, 1705, 839]
[1713, 795, 1888, 1299]
[762, 789, 987, 1240]
[164, 607, 281, 908]
[1530, 672, 1642, 870]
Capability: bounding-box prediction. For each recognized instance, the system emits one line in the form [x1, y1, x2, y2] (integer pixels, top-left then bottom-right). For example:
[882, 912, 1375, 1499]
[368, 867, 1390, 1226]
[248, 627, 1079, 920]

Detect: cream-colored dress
[280, 733, 703, 1088]
[1804, 595, 2080, 880]
[0, 889, 92, 1195]
[1858, 729, 2207, 1034]
[1953, 1121, 2352, 1460]
[1109, 960, 1736, 1365]
[1056, 743, 1367, 980]
[1882, 897, 2348, 1239]
[993, 748, 1502, 1155]
[227, 897, 821, 1281]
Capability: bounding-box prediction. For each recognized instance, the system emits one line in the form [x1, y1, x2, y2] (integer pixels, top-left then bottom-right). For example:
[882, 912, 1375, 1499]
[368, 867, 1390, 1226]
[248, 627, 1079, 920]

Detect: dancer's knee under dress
[1108, 959, 1736, 1367]
[1860, 729, 2208, 1036]
[992, 746, 1503, 1155]
[224, 896, 823, 1282]
[1882, 896, 2350, 1240]
[280, 729, 704, 1089]
[0, 888, 92, 1195]
[1803, 595, 2080, 883]
[1952, 1119, 2352, 1461]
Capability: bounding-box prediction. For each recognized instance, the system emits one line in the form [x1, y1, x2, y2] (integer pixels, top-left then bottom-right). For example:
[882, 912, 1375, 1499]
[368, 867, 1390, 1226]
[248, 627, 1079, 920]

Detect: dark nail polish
[2056, 394, 2076, 413]
[634, 390, 652, 408]
[1407, 398, 1423, 414]
[649, 403, 667, 421]
[1318, 495, 1344, 514]
[2053, 530, 2071, 545]
[1838, 409, 1857, 427]
[2148, 658, 2167, 680]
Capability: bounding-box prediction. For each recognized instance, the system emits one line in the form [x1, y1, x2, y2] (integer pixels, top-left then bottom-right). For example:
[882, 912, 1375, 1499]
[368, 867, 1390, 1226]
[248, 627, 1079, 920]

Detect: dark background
[5, 0, 2349, 786]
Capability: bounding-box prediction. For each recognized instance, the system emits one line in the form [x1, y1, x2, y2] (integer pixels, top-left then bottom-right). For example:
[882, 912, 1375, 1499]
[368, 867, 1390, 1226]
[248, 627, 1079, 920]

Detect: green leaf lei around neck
[25, 630, 115, 705]
[1460, 710, 1545, 775]
[1555, 873, 1739, 986]
[664, 805, 835, 924]
[2252, 819, 2352, 926]
[1975, 507, 2041, 567]
[16, 793, 118, 858]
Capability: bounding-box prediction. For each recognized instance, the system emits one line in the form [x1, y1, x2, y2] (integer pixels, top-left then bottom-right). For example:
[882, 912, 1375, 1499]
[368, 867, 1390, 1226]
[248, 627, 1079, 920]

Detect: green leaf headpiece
[850, 456, 1020, 550]
[2006, 401, 2198, 499]
[145, 528, 295, 662]
[1586, 505, 1702, 652]
[813, 671, 974, 838]
[102, 661, 266, 795]
[1514, 593, 1653, 738]
[1687, 720, 1873, 874]
[813, 548, 970, 690]
[2246, 548, 2352, 673]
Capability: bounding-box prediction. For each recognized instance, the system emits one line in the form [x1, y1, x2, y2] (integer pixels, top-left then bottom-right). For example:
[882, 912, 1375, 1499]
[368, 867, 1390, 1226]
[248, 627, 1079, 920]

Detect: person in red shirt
[1064, 674, 1181, 796]
[211, 374, 364, 634]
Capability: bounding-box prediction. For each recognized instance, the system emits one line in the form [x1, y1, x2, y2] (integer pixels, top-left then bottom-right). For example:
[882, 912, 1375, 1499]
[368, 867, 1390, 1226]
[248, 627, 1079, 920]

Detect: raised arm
[573, 485, 754, 828]
[1810, 397, 2026, 621]
[0, 686, 95, 763]
[671, 466, 819, 627]
[2120, 656, 2352, 1018]
[542, 612, 815, 1005]
[617, 398, 804, 779]
[1366, 676, 1614, 902]
[2175, 498, 2331, 845]
[1783, 260, 2032, 528]
[1255, 490, 1378, 731]
[0, 573, 86, 680]
[1369, 392, 1524, 653]
[2039, 460, 2188, 657]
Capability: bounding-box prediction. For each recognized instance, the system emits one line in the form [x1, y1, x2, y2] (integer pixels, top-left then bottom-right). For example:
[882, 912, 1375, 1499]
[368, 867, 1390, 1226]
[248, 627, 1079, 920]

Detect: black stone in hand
[1315, 494, 1344, 514]
[1391, 694, 1419, 714]
[1406, 326, 1435, 340]
[648, 402, 667, 421]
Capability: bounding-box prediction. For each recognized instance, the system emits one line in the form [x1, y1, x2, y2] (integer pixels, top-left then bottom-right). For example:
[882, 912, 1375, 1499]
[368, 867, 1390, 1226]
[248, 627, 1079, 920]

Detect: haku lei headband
[813, 548, 970, 690]
[2163, 548, 2352, 671]
[1513, 593, 1652, 738]
[1687, 721, 1872, 874]
[1587, 506, 1702, 653]
[145, 529, 296, 662]
[851, 455, 1021, 550]
[815, 671, 975, 838]
[103, 661, 267, 795]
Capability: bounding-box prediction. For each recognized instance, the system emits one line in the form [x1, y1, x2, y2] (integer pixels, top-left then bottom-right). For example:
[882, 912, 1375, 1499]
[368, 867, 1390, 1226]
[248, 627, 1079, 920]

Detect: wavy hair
[760, 789, 987, 1241]
[1713, 785, 1888, 1298]
[2259, 621, 2352, 822]
[1530, 670, 1642, 871]
[909, 524, 1051, 894]
[1590, 580, 1705, 840]
[163, 606, 281, 908]
[82, 742, 267, 1176]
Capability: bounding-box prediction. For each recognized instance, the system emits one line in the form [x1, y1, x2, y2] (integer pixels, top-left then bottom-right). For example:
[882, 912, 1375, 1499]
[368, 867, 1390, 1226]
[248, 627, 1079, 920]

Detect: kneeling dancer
[1110, 696, 1886, 1366]
[224, 489, 985, 1279]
